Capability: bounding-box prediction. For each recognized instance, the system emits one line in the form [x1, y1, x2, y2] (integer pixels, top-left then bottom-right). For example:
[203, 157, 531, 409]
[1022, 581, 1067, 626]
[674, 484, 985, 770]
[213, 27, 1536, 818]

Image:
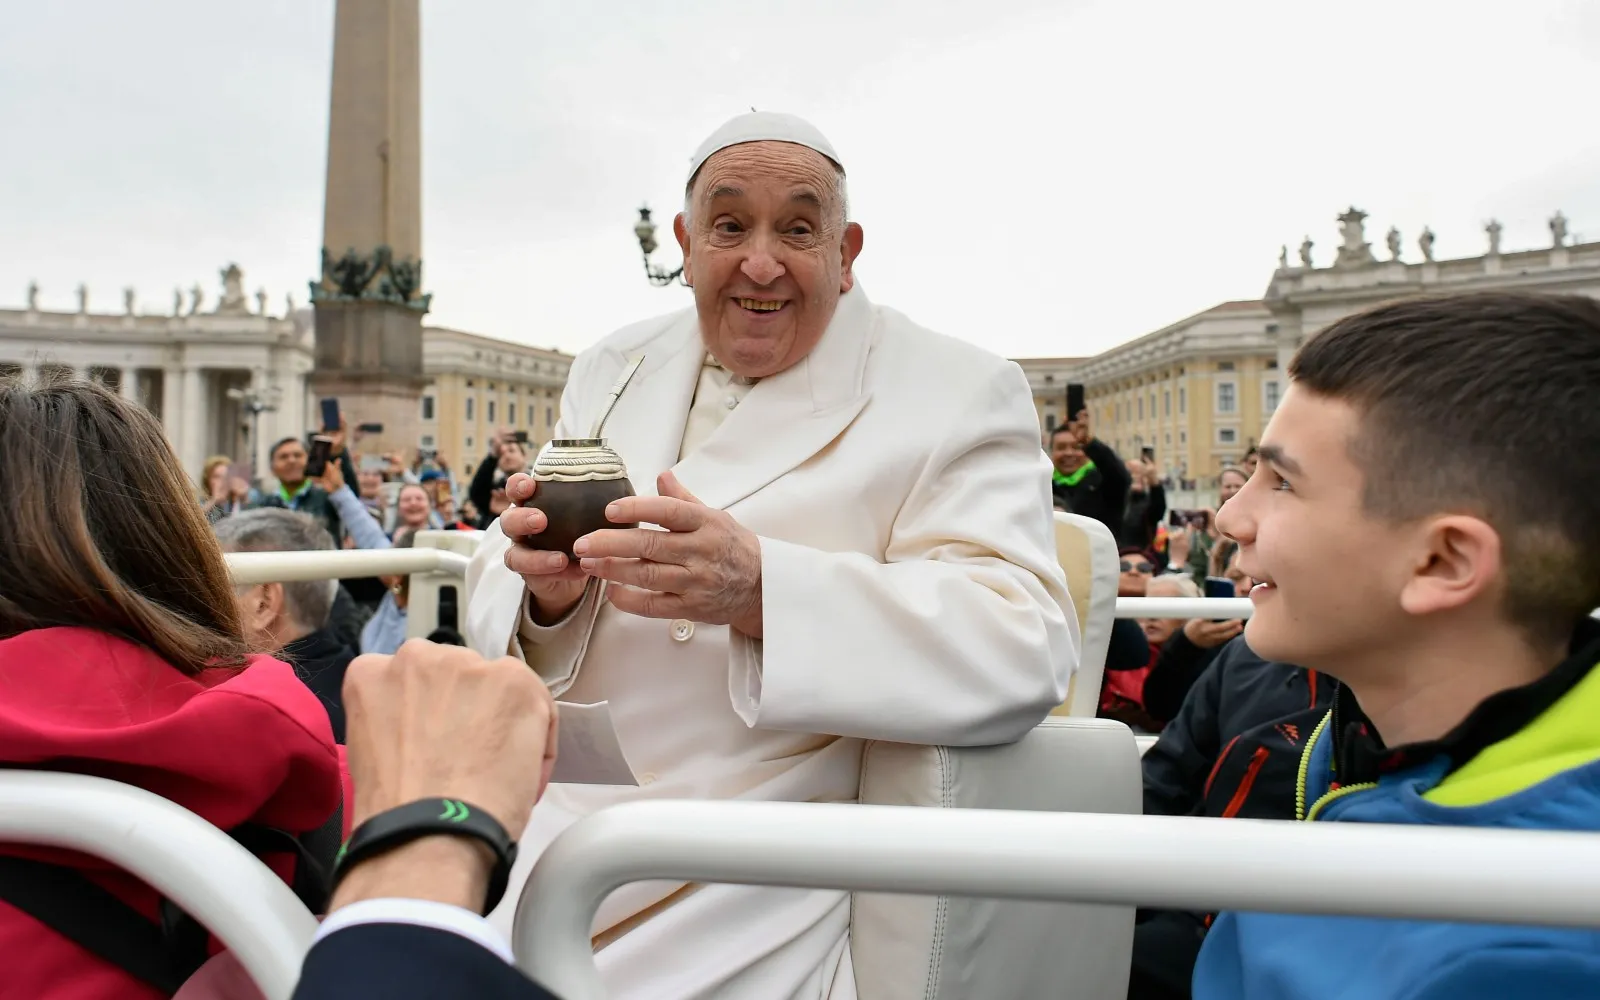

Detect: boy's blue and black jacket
[1194, 618, 1600, 1000]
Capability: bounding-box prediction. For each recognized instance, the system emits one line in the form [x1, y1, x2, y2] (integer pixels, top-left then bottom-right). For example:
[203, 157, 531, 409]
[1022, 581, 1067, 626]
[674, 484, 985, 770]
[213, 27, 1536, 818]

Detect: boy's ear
[1398, 515, 1503, 618]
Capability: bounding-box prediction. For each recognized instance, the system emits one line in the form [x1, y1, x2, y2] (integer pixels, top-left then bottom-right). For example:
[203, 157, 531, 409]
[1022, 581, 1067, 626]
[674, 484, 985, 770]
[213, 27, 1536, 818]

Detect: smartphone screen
[1169, 509, 1185, 527]
[513, 430, 530, 445]
[305, 435, 334, 478]
[1141, 446, 1155, 463]
[1066, 383, 1086, 419]
[319, 398, 341, 433]
[1204, 575, 1236, 621]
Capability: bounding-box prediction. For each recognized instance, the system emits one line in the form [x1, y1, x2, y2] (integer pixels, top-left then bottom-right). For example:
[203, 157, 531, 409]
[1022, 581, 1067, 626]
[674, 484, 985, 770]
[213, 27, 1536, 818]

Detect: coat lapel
[598, 316, 703, 499]
[674, 285, 876, 511]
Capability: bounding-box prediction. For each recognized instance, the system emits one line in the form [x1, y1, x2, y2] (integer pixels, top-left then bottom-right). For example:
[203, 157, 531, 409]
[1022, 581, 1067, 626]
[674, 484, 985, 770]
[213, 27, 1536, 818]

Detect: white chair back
[850, 718, 1140, 999]
[1049, 512, 1121, 717]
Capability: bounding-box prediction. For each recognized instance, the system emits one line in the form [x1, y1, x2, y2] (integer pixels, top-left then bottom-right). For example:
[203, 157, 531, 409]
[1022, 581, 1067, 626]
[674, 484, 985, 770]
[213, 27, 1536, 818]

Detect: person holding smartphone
[1047, 406, 1133, 539]
[468, 428, 529, 531]
[250, 418, 359, 546]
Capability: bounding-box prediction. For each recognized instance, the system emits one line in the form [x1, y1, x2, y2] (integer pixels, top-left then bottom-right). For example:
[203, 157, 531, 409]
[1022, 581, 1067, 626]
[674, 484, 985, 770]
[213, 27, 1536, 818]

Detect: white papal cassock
[466, 284, 1078, 999]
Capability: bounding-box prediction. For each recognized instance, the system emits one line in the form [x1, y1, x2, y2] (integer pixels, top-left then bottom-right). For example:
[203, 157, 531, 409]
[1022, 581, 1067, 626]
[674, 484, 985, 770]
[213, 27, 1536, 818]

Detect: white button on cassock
[670, 619, 694, 641]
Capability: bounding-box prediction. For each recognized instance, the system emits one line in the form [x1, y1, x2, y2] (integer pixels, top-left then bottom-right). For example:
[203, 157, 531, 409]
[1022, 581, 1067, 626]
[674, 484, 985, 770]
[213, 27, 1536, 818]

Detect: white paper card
[551, 700, 639, 786]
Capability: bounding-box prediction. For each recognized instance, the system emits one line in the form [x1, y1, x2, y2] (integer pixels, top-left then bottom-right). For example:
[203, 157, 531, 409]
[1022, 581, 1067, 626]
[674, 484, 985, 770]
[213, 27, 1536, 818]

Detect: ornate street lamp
[634, 206, 687, 287]
[227, 380, 283, 478]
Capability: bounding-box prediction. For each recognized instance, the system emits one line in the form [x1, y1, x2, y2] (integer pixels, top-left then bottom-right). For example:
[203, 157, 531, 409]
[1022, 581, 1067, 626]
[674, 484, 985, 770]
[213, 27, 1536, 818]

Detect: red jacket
[0, 627, 344, 1000]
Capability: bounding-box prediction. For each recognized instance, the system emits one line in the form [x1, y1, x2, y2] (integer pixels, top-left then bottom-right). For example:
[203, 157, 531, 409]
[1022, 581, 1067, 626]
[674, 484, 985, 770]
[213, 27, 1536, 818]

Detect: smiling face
[1118, 551, 1155, 597]
[1216, 384, 1418, 671]
[271, 441, 306, 485]
[673, 141, 864, 379]
[1219, 468, 1247, 504]
[397, 484, 432, 525]
[1050, 428, 1087, 475]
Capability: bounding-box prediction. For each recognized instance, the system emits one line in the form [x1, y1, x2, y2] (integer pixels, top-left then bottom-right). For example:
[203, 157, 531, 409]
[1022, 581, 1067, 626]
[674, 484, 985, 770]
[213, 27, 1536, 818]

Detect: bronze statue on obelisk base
[308, 0, 430, 460]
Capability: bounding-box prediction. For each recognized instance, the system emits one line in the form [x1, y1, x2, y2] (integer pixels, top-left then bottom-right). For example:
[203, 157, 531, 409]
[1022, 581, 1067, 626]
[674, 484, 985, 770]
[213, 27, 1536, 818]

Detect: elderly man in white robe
[466, 111, 1078, 999]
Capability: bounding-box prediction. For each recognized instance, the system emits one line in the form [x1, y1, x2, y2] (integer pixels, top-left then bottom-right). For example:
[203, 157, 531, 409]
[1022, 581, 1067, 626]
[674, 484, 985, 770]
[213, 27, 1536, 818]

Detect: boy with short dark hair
[1193, 291, 1600, 999]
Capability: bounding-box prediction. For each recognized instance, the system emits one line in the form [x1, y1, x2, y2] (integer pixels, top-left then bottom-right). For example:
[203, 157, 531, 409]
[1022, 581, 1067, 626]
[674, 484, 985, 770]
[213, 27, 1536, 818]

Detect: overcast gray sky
[4, 0, 1599, 358]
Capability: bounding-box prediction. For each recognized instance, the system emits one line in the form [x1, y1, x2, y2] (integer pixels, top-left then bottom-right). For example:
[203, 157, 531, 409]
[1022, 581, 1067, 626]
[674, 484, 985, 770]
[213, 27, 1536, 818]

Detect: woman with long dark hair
[0, 374, 344, 999]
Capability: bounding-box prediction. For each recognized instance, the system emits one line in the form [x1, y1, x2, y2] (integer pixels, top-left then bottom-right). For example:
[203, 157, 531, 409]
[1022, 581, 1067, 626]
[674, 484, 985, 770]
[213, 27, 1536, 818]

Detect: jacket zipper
[1295, 708, 1378, 821]
[1220, 747, 1270, 818]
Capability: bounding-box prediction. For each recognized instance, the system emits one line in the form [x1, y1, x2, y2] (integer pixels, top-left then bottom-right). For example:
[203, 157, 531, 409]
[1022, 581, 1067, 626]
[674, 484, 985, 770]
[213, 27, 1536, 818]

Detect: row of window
[421, 393, 555, 428]
[1114, 423, 1247, 457]
[1111, 378, 1279, 423]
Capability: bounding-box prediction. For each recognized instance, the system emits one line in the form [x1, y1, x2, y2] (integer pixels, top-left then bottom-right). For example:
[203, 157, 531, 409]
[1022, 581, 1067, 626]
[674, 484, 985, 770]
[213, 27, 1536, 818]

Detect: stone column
[162, 365, 184, 456]
[118, 367, 138, 401]
[181, 367, 207, 477]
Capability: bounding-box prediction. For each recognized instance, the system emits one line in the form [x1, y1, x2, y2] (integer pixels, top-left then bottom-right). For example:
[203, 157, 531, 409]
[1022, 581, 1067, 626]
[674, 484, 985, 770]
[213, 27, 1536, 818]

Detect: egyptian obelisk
[308, 0, 428, 457]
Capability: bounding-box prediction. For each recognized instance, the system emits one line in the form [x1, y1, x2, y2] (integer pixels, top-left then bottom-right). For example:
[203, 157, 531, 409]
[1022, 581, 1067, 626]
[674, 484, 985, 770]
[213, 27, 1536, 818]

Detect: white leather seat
[0, 770, 316, 1000]
[852, 511, 1137, 999]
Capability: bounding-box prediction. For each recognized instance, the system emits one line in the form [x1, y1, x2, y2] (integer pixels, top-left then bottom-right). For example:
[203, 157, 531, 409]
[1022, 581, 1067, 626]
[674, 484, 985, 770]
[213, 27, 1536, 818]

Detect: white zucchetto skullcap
[686, 111, 844, 183]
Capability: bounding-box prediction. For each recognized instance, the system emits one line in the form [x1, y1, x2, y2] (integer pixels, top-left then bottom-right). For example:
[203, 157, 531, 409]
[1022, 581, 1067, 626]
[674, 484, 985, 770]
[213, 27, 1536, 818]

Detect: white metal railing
[1116, 596, 1253, 619]
[514, 800, 1600, 999]
[220, 551, 1599, 627]
[0, 771, 316, 1000]
[224, 547, 470, 585]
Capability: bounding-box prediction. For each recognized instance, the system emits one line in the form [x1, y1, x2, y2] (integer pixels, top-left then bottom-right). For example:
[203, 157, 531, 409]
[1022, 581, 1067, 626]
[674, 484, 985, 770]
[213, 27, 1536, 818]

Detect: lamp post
[633, 206, 688, 287]
[226, 381, 282, 481]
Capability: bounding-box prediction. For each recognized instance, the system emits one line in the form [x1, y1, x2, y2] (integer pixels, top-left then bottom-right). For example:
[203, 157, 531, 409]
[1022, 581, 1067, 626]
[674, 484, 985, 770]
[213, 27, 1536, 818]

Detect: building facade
[1064, 300, 1278, 487]
[1016, 356, 1086, 434]
[419, 327, 573, 468]
[1017, 208, 1600, 506]
[0, 271, 316, 486]
[1, 269, 575, 486]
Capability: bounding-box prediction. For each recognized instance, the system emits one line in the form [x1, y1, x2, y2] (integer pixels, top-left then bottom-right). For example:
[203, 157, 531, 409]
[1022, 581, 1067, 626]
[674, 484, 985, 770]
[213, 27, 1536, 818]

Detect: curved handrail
[513, 799, 1600, 999]
[0, 770, 316, 1000]
[225, 547, 470, 585]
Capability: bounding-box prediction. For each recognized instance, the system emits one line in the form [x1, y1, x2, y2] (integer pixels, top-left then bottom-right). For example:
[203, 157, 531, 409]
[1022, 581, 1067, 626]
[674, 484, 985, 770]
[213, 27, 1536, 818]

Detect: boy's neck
[1340, 621, 1566, 748]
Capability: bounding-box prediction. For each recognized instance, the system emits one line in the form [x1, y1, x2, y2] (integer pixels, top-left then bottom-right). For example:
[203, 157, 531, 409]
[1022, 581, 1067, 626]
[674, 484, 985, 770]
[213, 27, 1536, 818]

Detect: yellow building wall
[428, 373, 565, 468]
[1087, 353, 1279, 486]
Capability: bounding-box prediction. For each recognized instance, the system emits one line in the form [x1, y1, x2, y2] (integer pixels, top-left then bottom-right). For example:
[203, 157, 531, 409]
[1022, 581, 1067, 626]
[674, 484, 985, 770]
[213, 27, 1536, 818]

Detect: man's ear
[242, 582, 284, 634]
[673, 213, 693, 287]
[838, 222, 865, 293]
[1398, 515, 1503, 618]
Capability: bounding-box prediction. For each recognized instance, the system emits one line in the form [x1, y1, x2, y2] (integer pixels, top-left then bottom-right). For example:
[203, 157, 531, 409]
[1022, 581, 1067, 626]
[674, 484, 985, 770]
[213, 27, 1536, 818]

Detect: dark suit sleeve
[1144, 483, 1166, 537]
[1084, 439, 1130, 534]
[293, 923, 562, 1000]
[469, 452, 498, 525]
[1141, 628, 1217, 725]
[1141, 640, 1230, 818]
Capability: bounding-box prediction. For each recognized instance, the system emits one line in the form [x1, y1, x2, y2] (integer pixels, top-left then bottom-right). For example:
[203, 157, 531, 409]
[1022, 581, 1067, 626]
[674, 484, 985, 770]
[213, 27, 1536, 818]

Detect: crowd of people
[2, 110, 1599, 1000]
[186, 424, 542, 745]
[1045, 408, 1259, 738]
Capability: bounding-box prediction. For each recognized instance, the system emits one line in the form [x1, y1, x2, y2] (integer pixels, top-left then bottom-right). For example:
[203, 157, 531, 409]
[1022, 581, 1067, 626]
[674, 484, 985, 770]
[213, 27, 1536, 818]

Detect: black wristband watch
[329, 798, 519, 916]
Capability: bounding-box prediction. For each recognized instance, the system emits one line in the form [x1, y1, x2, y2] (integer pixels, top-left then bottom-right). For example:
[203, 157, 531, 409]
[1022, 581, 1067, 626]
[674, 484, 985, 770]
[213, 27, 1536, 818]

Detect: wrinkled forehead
[689, 141, 843, 209]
